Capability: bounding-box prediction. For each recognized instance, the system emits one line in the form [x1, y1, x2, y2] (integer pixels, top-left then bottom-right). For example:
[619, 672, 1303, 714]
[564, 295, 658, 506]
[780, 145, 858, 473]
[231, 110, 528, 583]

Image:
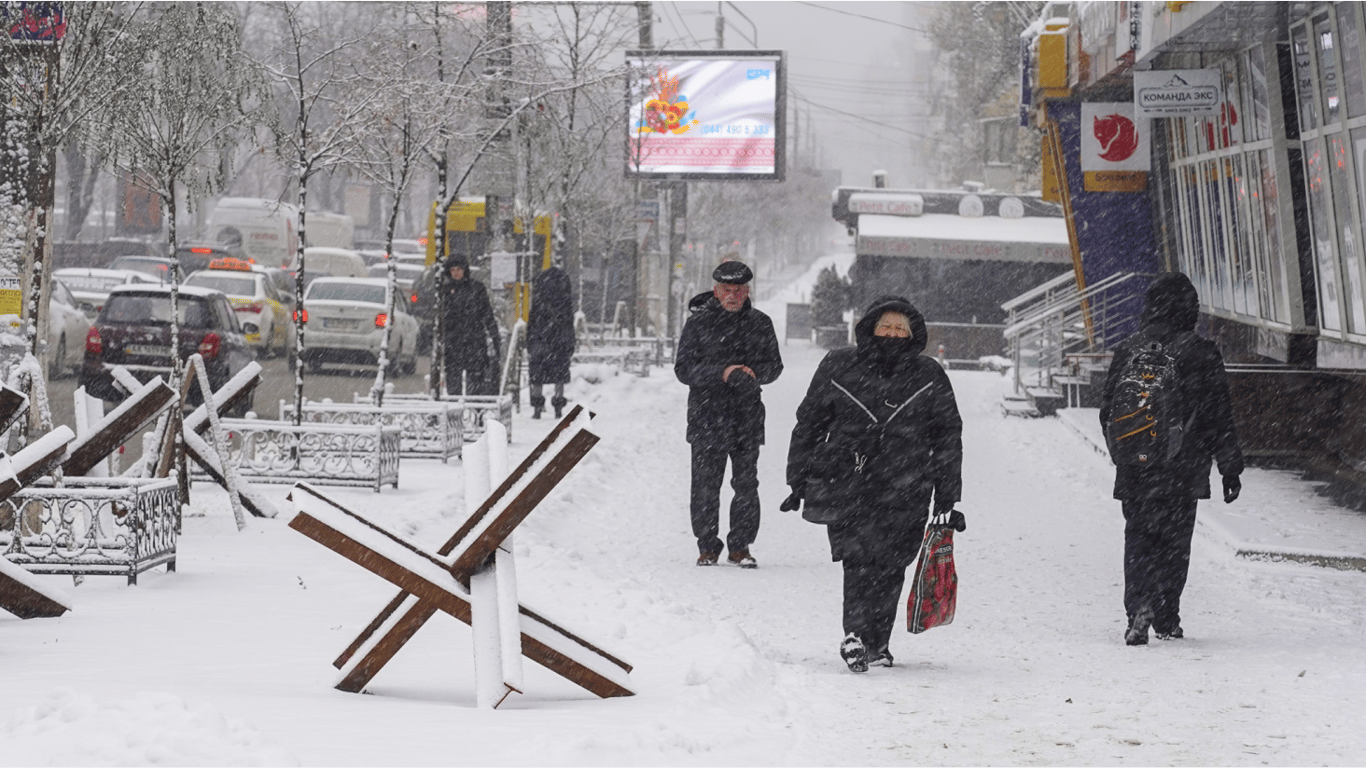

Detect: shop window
[1247, 45, 1272, 142]
[1328, 133, 1366, 333]
[1316, 14, 1341, 125]
[1306, 138, 1342, 331]
[1339, 3, 1366, 119]
[1203, 160, 1231, 312]
[1294, 25, 1320, 132]
[1226, 156, 1250, 316]
[1257, 150, 1289, 324]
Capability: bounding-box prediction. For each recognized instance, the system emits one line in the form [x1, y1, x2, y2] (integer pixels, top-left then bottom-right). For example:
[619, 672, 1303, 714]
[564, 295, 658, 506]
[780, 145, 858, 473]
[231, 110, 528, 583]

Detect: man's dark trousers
[1122, 498, 1198, 634]
[842, 561, 904, 656]
[690, 441, 760, 555]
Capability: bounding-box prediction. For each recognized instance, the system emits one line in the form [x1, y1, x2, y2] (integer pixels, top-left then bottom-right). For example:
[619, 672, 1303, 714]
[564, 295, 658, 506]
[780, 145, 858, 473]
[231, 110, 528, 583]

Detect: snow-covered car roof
[54, 267, 155, 280]
[105, 283, 225, 299]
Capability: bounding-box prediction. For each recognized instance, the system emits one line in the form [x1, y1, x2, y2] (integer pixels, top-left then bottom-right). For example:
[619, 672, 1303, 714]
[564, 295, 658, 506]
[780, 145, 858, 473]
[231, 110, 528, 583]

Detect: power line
[794, 2, 929, 34]
[793, 92, 940, 143]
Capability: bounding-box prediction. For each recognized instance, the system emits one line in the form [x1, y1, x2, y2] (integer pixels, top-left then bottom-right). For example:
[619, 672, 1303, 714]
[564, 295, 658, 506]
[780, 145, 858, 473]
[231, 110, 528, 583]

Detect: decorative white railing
[202, 420, 401, 492]
[285, 399, 463, 462]
[1, 476, 180, 585]
[355, 393, 512, 444]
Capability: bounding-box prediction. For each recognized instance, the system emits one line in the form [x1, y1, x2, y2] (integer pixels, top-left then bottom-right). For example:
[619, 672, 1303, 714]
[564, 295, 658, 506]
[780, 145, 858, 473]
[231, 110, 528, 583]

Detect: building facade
[1024, 1, 1366, 478]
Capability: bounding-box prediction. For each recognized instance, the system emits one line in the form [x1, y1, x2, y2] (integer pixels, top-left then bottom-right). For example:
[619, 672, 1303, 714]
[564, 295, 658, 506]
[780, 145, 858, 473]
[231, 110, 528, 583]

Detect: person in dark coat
[1099, 272, 1244, 646]
[784, 296, 962, 673]
[674, 260, 783, 568]
[440, 256, 501, 397]
[527, 263, 575, 419]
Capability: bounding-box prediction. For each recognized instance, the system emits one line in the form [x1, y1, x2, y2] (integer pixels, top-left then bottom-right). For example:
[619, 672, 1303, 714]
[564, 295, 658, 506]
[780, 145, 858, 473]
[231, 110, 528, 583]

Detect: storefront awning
[855, 213, 1072, 264]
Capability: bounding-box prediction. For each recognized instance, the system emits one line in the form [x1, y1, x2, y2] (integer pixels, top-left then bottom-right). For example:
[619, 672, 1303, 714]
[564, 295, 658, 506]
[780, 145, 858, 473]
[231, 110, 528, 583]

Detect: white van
[304, 211, 355, 249]
[293, 247, 367, 284]
[207, 197, 301, 269]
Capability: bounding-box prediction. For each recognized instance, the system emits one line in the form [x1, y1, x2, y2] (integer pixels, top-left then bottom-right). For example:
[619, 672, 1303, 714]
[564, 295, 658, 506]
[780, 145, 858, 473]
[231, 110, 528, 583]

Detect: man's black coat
[1099, 272, 1244, 500]
[674, 291, 783, 448]
[787, 296, 963, 566]
[528, 266, 575, 385]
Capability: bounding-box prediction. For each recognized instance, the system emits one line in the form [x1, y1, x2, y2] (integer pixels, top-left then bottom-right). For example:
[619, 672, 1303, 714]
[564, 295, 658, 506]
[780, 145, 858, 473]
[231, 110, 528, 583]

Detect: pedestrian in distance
[674, 259, 783, 569]
[782, 296, 963, 673]
[527, 260, 576, 419]
[1099, 272, 1244, 646]
[440, 256, 501, 397]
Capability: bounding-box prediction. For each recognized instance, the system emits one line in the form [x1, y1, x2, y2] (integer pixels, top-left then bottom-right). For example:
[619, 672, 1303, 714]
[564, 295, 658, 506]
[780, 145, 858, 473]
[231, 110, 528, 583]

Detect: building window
[1339, 2, 1366, 119]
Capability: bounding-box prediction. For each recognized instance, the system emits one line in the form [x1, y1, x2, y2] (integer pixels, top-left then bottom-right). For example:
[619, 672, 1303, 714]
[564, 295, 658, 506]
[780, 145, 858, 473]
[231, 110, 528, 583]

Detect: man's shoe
[1125, 606, 1154, 646]
[840, 634, 868, 674]
[727, 549, 757, 568]
[1155, 626, 1184, 640]
[696, 552, 720, 566]
[869, 649, 895, 667]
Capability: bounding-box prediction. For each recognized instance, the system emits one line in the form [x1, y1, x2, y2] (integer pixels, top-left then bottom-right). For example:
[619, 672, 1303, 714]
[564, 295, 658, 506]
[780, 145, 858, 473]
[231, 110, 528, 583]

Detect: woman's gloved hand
[779, 483, 803, 512]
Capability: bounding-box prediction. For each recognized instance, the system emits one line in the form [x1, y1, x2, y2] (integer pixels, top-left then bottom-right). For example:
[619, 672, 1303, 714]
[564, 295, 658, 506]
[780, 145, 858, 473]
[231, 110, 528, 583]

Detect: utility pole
[630, 1, 652, 335]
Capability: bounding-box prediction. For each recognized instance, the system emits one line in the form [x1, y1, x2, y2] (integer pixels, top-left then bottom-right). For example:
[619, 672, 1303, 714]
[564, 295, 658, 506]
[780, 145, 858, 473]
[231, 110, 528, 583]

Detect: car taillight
[374, 313, 388, 328]
[86, 327, 102, 355]
[410, 294, 418, 304]
[294, 308, 308, 323]
[198, 332, 221, 359]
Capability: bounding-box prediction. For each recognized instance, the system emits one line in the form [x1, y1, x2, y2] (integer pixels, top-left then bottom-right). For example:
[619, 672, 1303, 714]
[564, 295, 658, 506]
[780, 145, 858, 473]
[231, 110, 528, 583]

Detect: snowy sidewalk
[1058, 408, 1366, 571]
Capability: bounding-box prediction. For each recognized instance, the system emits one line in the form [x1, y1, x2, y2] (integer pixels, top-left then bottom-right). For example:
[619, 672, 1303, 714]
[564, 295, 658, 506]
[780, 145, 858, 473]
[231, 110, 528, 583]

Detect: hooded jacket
[1100, 273, 1244, 500]
[673, 290, 783, 447]
[787, 296, 963, 565]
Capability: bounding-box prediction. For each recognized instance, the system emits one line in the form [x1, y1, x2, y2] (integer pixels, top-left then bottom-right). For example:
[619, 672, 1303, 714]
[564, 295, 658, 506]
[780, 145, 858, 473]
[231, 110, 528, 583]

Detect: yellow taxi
[184, 259, 293, 357]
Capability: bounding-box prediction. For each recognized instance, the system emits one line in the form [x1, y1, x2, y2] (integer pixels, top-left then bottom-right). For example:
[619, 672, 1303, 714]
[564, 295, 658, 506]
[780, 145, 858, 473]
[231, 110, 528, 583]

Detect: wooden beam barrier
[0, 555, 71, 619]
[62, 376, 174, 477]
[0, 384, 29, 437]
[331, 406, 599, 687]
[288, 484, 633, 699]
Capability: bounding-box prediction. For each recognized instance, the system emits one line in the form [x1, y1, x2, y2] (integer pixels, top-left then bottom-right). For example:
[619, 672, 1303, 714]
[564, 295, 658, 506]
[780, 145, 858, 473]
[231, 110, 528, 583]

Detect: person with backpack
[1099, 272, 1244, 646]
[781, 296, 962, 672]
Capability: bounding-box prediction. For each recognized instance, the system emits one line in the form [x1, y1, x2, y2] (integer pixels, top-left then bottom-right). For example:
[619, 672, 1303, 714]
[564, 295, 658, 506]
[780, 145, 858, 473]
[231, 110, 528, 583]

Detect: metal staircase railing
[1003, 271, 1151, 397]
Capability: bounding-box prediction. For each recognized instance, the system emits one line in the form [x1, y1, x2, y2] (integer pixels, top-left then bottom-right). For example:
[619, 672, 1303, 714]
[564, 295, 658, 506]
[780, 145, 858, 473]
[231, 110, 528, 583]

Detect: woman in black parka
[440, 256, 501, 396]
[527, 264, 575, 418]
[785, 295, 963, 673]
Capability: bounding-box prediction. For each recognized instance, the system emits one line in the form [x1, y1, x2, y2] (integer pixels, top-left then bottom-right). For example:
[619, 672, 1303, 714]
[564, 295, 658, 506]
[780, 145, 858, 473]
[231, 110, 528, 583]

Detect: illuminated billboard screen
[625, 50, 786, 182]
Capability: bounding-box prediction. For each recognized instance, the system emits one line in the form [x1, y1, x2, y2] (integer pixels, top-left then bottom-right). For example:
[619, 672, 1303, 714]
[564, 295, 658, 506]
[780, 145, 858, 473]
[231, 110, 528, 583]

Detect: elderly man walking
[674, 260, 783, 568]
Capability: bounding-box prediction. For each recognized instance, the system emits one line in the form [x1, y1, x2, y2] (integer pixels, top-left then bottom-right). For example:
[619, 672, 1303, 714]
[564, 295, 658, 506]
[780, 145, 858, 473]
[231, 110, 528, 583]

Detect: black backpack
[1104, 336, 1193, 466]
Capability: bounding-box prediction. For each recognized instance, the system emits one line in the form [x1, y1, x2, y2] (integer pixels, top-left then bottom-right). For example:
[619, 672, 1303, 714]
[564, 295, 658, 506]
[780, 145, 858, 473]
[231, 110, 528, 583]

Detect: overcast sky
[660, 2, 931, 187]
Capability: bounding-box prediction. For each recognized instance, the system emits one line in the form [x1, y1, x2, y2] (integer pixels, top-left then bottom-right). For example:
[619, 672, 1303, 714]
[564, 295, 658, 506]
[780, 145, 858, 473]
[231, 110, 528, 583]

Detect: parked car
[410, 263, 442, 353]
[43, 279, 92, 379]
[79, 284, 255, 414]
[300, 277, 418, 375]
[184, 260, 293, 358]
[255, 264, 298, 314]
[108, 255, 176, 282]
[53, 267, 161, 320]
[368, 262, 426, 292]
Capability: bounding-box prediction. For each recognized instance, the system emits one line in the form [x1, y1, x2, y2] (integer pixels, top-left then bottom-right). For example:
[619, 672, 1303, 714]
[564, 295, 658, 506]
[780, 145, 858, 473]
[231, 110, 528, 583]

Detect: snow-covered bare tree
[95, 2, 268, 390]
[1, 2, 141, 440]
[256, 1, 383, 424]
[341, 10, 447, 406]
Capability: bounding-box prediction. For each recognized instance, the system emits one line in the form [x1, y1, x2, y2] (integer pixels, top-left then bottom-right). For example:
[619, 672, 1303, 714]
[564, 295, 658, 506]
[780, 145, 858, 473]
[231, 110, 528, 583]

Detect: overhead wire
[793, 2, 929, 34]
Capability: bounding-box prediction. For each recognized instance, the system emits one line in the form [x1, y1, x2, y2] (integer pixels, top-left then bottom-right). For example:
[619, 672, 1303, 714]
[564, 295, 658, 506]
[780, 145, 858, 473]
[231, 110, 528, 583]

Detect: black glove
[1222, 473, 1241, 504]
[931, 500, 966, 532]
[779, 483, 803, 513]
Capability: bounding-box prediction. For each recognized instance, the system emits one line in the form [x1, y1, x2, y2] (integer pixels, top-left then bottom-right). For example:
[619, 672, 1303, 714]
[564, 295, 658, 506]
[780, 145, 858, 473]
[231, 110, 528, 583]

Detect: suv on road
[80, 284, 256, 413]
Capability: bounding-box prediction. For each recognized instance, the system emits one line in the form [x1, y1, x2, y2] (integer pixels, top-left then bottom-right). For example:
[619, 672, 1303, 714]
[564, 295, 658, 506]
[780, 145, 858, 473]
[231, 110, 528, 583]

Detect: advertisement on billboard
[4, 2, 65, 42]
[625, 50, 786, 181]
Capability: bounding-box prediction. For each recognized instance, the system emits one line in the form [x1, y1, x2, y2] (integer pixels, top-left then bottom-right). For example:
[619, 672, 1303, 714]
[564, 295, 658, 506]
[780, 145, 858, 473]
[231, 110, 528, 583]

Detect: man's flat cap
[713, 261, 753, 285]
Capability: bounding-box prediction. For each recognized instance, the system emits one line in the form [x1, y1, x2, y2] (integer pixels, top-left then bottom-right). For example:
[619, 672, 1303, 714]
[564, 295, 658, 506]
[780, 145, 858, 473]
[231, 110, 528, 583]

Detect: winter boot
[551, 395, 567, 419]
[530, 393, 545, 420]
[696, 551, 720, 567]
[727, 548, 757, 569]
[869, 647, 895, 667]
[1155, 626, 1184, 640]
[1125, 605, 1154, 646]
[840, 634, 868, 674]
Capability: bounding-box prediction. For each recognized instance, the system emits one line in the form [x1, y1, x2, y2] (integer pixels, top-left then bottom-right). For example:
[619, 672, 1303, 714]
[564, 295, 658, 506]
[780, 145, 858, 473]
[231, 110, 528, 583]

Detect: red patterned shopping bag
[907, 525, 957, 633]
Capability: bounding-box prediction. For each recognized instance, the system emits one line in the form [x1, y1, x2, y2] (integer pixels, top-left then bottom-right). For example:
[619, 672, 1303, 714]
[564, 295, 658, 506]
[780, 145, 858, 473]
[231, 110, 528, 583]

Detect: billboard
[625, 50, 786, 181]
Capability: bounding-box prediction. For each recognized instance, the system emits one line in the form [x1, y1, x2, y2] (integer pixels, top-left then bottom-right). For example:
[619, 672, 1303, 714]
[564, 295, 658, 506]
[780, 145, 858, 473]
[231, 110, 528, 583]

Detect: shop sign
[1081, 103, 1150, 192]
[1134, 69, 1222, 117]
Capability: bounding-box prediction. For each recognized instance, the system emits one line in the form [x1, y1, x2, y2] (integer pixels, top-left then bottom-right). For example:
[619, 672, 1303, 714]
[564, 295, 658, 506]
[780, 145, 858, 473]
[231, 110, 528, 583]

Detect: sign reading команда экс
[1133, 69, 1222, 118]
